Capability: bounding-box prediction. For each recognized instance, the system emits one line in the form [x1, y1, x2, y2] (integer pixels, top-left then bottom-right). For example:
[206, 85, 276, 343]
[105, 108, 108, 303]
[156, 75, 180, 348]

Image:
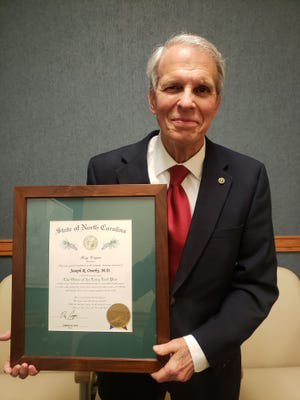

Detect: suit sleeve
[193, 164, 278, 368]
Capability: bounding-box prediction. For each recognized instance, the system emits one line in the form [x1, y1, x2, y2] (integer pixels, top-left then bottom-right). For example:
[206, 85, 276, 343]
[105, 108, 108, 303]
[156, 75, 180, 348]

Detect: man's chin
[162, 129, 205, 150]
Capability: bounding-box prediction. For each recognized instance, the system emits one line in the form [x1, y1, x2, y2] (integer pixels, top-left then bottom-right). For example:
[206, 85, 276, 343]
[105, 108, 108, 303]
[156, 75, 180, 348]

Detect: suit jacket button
[170, 296, 175, 305]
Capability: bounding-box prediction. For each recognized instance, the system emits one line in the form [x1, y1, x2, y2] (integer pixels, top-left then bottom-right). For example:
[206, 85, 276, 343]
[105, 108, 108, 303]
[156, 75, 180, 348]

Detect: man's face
[148, 45, 221, 160]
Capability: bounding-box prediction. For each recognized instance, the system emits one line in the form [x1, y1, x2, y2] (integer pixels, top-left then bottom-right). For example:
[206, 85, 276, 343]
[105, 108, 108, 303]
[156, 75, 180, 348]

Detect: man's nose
[177, 89, 195, 109]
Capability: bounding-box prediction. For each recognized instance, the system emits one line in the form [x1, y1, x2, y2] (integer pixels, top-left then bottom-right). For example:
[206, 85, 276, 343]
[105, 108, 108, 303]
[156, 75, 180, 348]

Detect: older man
[4, 33, 278, 400]
[86, 34, 278, 400]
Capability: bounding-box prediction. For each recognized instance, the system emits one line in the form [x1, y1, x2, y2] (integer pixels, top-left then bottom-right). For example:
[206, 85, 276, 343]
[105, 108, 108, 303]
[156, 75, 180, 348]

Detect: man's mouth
[171, 118, 199, 127]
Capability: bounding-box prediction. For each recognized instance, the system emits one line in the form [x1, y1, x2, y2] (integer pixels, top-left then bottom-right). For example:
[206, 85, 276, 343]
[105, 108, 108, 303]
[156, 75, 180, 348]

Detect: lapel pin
[218, 177, 225, 185]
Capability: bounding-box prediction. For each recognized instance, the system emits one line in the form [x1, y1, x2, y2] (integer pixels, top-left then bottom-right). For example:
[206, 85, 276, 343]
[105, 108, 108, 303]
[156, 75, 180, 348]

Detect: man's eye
[165, 85, 181, 92]
[195, 85, 211, 94]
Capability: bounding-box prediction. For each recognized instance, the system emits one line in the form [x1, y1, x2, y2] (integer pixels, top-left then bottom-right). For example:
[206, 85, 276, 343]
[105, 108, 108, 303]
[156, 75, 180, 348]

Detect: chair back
[241, 267, 300, 368]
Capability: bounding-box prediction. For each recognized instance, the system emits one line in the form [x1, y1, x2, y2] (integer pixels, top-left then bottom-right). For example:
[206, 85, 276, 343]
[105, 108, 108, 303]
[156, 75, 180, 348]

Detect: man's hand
[151, 337, 194, 383]
[0, 330, 39, 379]
[4, 361, 38, 379]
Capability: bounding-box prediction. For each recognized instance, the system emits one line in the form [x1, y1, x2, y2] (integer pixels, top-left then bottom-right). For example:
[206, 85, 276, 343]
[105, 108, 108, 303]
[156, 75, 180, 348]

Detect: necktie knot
[169, 165, 190, 186]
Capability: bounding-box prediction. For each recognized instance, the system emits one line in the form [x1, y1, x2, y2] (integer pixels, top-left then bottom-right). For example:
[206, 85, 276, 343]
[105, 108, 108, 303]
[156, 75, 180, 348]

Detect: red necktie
[168, 165, 191, 283]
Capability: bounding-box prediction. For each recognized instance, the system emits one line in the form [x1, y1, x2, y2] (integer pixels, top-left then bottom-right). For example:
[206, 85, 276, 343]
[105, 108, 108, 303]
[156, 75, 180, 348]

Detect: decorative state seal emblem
[106, 303, 131, 330]
[83, 235, 98, 250]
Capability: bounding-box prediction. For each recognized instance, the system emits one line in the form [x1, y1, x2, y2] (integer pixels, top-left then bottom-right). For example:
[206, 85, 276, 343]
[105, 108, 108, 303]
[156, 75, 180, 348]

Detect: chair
[240, 266, 300, 400]
[0, 274, 86, 400]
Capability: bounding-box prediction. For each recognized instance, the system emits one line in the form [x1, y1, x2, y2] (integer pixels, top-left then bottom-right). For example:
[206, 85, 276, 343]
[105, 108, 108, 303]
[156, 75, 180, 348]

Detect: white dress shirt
[147, 133, 209, 373]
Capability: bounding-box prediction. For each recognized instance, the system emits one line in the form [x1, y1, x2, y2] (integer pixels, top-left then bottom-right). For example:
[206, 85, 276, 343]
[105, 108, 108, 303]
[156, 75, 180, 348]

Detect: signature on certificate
[60, 310, 78, 320]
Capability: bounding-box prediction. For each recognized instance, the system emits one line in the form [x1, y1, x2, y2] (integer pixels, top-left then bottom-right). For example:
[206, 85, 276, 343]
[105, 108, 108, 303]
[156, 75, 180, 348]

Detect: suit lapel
[116, 151, 150, 184]
[115, 132, 158, 184]
[172, 139, 232, 294]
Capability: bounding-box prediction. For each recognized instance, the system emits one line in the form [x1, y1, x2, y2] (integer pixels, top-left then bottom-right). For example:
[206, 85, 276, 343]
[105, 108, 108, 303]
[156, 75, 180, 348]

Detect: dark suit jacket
[87, 130, 278, 377]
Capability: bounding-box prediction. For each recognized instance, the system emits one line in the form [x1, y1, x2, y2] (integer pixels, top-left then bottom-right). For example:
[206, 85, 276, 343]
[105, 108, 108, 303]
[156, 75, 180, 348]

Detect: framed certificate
[11, 185, 169, 372]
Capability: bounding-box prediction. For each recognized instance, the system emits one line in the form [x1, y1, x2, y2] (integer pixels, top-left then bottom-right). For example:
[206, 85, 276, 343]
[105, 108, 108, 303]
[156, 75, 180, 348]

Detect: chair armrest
[74, 371, 94, 384]
[74, 371, 98, 400]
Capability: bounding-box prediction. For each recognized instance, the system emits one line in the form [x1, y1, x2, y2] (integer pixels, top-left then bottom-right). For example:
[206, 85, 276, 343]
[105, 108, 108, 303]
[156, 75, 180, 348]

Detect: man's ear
[148, 88, 157, 115]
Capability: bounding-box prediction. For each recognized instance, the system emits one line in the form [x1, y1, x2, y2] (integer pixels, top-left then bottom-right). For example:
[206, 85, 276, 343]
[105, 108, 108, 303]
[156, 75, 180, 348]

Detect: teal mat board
[24, 197, 156, 358]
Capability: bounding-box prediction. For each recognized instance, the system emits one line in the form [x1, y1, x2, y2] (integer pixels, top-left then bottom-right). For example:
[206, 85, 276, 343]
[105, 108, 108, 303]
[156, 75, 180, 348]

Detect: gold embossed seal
[107, 303, 131, 328]
[83, 235, 98, 250]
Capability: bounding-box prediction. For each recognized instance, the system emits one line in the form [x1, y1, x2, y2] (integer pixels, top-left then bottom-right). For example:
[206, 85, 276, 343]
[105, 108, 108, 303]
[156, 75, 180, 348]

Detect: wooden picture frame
[11, 184, 169, 372]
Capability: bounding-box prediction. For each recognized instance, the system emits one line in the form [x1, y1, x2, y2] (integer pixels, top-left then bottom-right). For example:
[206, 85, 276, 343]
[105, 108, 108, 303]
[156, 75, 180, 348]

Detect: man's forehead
[157, 45, 218, 84]
[160, 44, 215, 64]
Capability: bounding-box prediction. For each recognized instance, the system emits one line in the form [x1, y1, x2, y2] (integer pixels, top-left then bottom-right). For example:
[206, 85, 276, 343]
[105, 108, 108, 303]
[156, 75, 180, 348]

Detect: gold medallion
[106, 303, 131, 328]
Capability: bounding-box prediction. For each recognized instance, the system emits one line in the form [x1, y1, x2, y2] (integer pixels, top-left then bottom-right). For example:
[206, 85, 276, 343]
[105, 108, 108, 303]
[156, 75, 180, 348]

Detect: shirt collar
[153, 132, 206, 181]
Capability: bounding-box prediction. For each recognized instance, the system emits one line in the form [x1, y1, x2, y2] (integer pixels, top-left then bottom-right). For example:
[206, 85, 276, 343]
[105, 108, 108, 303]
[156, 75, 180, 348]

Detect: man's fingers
[153, 339, 179, 356]
[0, 330, 11, 341]
[3, 359, 12, 374]
[151, 354, 192, 383]
[151, 338, 194, 383]
[151, 364, 169, 383]
[11, 363, 32, 379]
[11, 364, 23, 378]
[19, 363, 30, 379]
[3, 360, 39, 378]
[28, 364, 39, 376]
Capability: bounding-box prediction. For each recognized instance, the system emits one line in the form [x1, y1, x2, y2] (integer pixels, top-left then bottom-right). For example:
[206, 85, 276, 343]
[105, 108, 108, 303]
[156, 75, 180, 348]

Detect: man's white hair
[146, 33, 225, 95]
